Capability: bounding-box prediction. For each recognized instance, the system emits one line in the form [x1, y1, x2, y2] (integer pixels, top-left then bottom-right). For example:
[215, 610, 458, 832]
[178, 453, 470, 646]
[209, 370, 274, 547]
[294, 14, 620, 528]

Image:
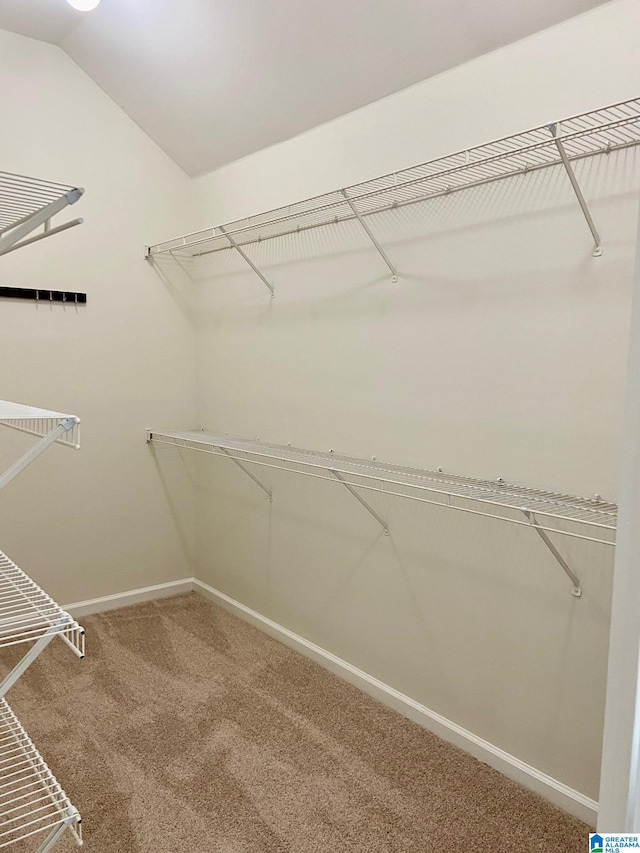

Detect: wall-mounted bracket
[523, 510, 582, 597]
[0, 188, 84, 257]
[331, 469, 389, 534]
[0, 418, 76, 494]
[217, 445, 273, 501]
[217, 225, 275, 297]
[339, 189, 398, 282]
[548, 123, 602, 257]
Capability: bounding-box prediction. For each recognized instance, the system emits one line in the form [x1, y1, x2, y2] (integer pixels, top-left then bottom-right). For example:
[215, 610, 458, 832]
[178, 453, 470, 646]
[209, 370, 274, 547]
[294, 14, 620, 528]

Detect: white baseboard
[64, 578, 194, 618]
[61, 574, 597, 824]
[193, 578, 598, 825]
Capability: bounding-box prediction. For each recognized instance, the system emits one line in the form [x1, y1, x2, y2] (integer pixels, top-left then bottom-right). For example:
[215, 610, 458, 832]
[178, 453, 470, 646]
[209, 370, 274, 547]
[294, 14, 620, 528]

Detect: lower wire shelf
[0, 698, 81, 850]
[0, 551, 85, 700]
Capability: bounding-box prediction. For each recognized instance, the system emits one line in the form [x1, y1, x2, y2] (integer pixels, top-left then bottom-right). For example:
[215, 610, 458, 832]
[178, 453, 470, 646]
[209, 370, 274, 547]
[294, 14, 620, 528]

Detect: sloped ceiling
[0, 0, 609, 176]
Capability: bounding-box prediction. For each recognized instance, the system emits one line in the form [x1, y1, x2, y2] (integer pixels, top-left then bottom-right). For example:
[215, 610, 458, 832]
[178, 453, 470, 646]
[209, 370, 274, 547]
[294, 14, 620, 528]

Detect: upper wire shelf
[0, 400, 80, 450]
[0, 172, 83, 258]
[148, 430, 617, 547]
[0, 402, 80, 451]
[0, 401, 81, 501]
[146, 97, 640, 262]
[0, 697, 81, 849]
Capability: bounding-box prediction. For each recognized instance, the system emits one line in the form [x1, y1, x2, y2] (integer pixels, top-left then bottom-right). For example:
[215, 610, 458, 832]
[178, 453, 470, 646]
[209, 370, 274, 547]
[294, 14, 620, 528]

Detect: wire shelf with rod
[0, 697, 81, 851]
[148, 429, 618, 597]
[146, 97, 640, 291]
[0, 173, 83, 259]
[0, 551, 84, 700]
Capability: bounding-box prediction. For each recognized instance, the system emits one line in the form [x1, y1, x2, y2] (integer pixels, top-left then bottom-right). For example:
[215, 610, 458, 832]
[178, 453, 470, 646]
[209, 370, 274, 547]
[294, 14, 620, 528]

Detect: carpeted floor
[5, 593, 590, 852]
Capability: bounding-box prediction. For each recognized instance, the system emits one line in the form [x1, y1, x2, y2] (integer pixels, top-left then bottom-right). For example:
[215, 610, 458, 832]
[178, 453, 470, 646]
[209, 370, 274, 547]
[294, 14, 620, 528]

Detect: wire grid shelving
[0, 551, 84, 657]
[0, 697, 81, 850]
[146, 97, 640, 261]
[0, 401, 84, 849]
[148, 430, 617, 547]
[0, 172, 83, 258]
[0, 403, 80, 451]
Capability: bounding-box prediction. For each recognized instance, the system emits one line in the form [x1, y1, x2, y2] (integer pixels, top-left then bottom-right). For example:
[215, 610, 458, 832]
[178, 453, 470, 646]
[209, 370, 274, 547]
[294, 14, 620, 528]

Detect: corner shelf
[148, 429, 618, 596]
[0, 697, 81, 851]
[146, 97, 640, 293]
[0, 173, 83, 259]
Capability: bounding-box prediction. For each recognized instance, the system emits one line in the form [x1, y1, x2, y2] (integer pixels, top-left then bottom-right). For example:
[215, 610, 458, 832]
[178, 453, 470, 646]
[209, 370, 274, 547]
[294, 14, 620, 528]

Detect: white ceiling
[0, 0, 609, 176]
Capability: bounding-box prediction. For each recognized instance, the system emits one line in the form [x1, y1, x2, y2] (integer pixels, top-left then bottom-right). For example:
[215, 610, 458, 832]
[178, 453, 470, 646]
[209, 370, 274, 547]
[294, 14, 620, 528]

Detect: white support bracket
[217, 225, 275, 297]
[523, 510, 582, 597]
[0, 189, 84, 257]
[34, 810, 81, 853]
[0, 419, 77, 494]
[217, 446, 273, 501]
[331, 469, 389, 534]
[548, 123, 602, 257]
[339, 189, 398, 282]
[0, 627, 59, 699]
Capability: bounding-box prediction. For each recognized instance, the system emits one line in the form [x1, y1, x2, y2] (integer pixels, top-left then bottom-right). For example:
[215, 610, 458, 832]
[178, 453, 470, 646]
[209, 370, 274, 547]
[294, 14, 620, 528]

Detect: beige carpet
[5, 593, 590, 852]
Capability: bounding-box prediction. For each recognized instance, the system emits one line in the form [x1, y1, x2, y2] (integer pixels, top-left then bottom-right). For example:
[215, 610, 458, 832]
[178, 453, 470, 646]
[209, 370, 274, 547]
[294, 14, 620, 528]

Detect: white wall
[0, 30, 197, 604]
[187, 0, 640, 807]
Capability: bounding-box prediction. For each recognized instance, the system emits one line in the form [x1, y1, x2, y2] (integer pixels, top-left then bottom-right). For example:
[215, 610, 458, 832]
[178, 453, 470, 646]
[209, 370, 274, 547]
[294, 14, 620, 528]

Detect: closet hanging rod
[184, 143, 639, 260]
[146, 96, 640, 262]
[147, 430, 617, 547]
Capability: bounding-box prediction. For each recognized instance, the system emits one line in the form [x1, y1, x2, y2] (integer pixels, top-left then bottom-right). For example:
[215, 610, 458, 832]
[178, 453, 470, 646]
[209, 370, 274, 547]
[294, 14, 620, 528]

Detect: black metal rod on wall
[0, 287, 87, 304]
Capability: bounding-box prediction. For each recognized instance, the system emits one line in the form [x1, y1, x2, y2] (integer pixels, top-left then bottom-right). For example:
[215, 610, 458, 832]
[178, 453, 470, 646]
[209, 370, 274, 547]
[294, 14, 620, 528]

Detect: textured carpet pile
[5, 593, 590, 852]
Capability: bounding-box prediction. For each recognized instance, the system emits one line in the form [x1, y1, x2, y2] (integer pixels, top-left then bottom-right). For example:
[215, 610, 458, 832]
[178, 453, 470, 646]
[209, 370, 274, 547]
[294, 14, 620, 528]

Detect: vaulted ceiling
[0, 0, 610, 176]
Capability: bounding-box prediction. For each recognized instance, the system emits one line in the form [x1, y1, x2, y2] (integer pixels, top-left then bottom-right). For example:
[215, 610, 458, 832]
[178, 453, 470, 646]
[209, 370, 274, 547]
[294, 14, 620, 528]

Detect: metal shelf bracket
[331, 469, 389, 534]
[0, 187, 84, 257]
[217, 225, 275, 297]
[339, 189, 398, 282]
[0, 418, 77, 493]
[218, 445, 273, 501]
[0, 624, 59, 699]
[549, 123, 602, 257]
[34, 812, 82, 853]
[523, 510, 582, 597]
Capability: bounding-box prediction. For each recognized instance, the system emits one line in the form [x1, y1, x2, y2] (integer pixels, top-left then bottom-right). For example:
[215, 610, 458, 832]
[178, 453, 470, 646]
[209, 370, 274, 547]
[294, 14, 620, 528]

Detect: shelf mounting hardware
[0, 186, 84, 257]
[0, 624, 60, 699]
[339, 189, 398, 282]
[217, 225, 275, 297]
[548, 122, 602, 257]
[331, 469, 389, 534]
[217, 445, 273, 501]
[33, 812, 82, 853]
[0, 417, 77, 493]
[523, 510, 582, 597]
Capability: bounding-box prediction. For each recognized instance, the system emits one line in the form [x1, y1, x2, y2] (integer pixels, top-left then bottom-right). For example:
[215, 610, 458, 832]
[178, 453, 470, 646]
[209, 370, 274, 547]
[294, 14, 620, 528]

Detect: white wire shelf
[146, 97, 640, 266]
[0, 403, 80, 451]
[0, 551, 84, 656]
[148, 430, 617, 547]
[0, 697, 81, 850]
[0, 173, 83, 258]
